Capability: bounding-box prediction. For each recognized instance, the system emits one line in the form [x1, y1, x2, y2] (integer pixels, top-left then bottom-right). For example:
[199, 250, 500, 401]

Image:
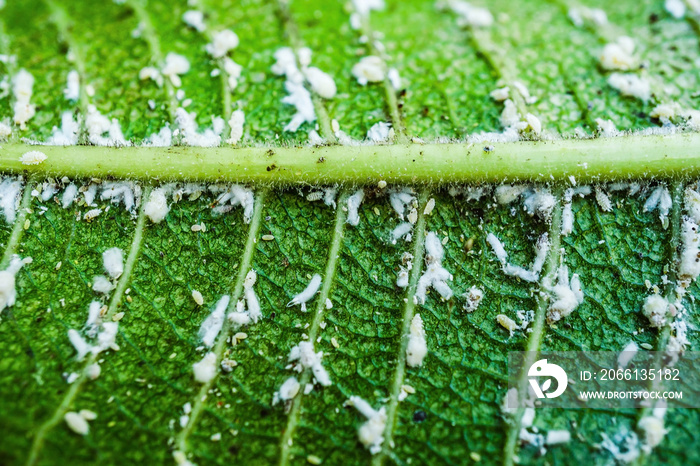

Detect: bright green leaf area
[1, 0, 700, 465]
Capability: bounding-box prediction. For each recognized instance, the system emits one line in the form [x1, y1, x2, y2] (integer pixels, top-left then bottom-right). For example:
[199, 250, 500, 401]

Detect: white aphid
[618, 341, 639, 368]
[596, 118, 620, 137]
[191, 290, 204, 306]
[83, 209, 102, 221]
[12, 69, 35, 129]
[175, 108, 224, 147]
[600, 428, 641, 463]
[19, 151, 47, 165]
[64, 411, 90, 436]
[63, 185, 78, 209]
[199, 295, 230, 347]
[222, 57, 243, 90]
[95, 322, 119, 353]
[100, 182, 138, 212]
[161, 52, 190, 87]
[0, 122, 10, 140]
[228, 300, 252, 326]
[490, 86, 509, 101]
[92, 275, 114, 294]
[352, 56, 386, 85]
[390, 222, 413, 244]
[497, 314, 518, 336]
[464, 286, 484, 312]
[595, 186, 613, 212]
[600, 37, 636, 71]
[144, 188, 169, 223]
[64, 70, 80, 101]
[445, 0, 494, 27]
[406, 314, 427, 367]
[102, 247, 124, 279]
[679, 218, 700, 284]
[642, 294, 669, 328]
[525, 113, 542, 135]
[396, 267, 409, 288]
[348, 396, 387, 455]
[206, 30, 239, 58]
[68, 329, 92, 361]
[346, 189, 365, 226]
[287, 274, 322, 311]
[486, 233, 508, 264]
[244, 270, 262, 323]
[546, 430, 571, 445]
[387, 67, 401, 90]
[273, 376, 300, 404]
[650, 102, 681, 121]
[423, 198, 435, 215]
[226, 110, 245, 145]
[182, 10, 206, 32]
[562, 200, 574, 237]
[193, 352, 218, 383]
[608, 73, 650, 101]
[495, 185, 527, 204]
[389, 189, 416, 219]
[139, 66, 162, 85]
[0, 178, 21, 224]
[644, 186, 672, 223]
[367, 121, 392, 142]
[522, 189, 556, 222]
[547, 266, 584, 323]
[568, 6, 607, 27]
[500, 99, 521, 128]
[215, 185, 255, 223]
[304, 67, 336, 99]
[638, 403, 668, 453]
[665, 0, 686, 18]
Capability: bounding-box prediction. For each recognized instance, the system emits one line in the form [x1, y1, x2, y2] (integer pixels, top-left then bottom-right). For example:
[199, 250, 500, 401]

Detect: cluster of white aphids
[0, 255, 30, 314]
[52, 179, 142, 218]
[494, 185, 556, 223]
[303, 186, 339, 209]
[414, 232, 453, 304]
[174, 107, 225, 147]
[644, 185, 673, 227]
[92, 248, 124, 294]
[181, 11, 246, 145]
[67, 248, 124, 367]
[212, 184, 255, 223]
[346, 395, 387, 455]
[271, 46, 336, 137]
[389, 188, 417, 244]
[487, 232, 549, 283]
[285, 341, 332, 392]
[546, 265, 584, 324]
[406, 314, 427, 367]
[287, 274, 322, 312]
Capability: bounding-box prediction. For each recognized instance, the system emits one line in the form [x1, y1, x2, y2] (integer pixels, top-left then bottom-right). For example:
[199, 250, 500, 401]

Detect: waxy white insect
[199, 295, 230, 347]
[103, 247, 124, 279]
[287, 274, 322, 311]
[192, 351, 218, 383]
[348, 396, 387, 455]
[406, 314, 427, 367]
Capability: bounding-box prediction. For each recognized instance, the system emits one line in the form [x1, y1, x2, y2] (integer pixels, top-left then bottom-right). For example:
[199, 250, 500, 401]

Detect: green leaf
[0, 0, 699, 465]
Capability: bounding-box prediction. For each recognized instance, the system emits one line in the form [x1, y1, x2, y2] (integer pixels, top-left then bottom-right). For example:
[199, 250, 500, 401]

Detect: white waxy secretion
[64, 70, 80, 101]
[227, 110, 245, 145]
[13, 69, 35, 129]
[206, 30, 239, 58]
[182, 10, 206, 32]
[161, 53, 190, 87]
[273, 376, 300, 404]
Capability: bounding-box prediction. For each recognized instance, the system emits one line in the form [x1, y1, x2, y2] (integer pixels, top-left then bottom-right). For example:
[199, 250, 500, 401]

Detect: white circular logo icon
[528, 358, 568, 399]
